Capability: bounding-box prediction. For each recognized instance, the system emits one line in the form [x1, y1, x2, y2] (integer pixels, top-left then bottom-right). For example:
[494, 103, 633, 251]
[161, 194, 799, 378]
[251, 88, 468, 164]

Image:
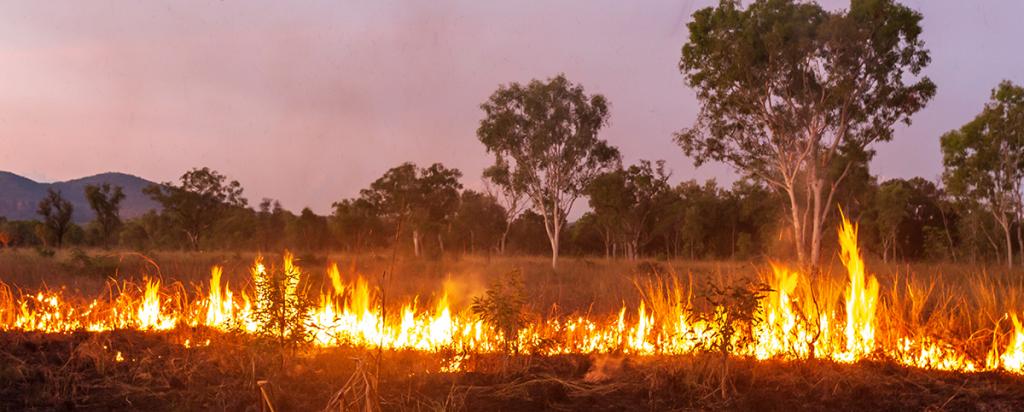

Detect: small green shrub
[472, 270, 527, 354]
[252, 256, 314, 348]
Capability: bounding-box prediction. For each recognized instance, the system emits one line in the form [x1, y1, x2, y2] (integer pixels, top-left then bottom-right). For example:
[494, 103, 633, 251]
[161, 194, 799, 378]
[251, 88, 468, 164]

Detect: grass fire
[4, 0, 1024, 410]
[4, 215, 1024, 409]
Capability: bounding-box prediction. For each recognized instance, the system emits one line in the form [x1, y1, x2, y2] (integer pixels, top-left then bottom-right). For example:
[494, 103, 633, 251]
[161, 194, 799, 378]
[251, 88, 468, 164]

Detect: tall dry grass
[3, 246, 1024, 348]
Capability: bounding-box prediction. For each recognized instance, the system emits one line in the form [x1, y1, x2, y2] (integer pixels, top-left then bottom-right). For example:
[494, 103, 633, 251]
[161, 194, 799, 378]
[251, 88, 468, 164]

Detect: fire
[1, 215, 1024, 375]
[205, 266, 234, 329]
[988, 314, 1024, 372]
[837, 213, 878, 361]
[137, 279, 176, 331]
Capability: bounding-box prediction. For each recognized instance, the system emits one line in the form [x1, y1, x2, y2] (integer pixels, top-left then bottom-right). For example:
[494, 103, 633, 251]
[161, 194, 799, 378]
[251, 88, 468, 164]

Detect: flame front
[1, 215, 1023, 375]
[837, 213, 878, 361]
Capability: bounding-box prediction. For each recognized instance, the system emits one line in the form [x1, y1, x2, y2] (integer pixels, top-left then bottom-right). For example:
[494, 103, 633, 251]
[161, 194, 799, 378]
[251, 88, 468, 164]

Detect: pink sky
[1, 1, 1022, 213]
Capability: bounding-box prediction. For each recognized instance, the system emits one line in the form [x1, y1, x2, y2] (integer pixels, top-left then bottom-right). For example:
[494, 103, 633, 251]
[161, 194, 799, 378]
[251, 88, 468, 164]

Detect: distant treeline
[0, 161, 1010, 265]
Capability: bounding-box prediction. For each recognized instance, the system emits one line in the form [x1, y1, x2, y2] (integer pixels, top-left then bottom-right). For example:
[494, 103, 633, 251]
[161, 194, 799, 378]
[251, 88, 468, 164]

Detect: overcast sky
[1, 1, 1022, 213]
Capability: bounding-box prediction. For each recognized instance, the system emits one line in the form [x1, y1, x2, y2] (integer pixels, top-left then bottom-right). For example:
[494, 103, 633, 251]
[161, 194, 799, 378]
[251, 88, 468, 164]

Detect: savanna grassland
[3, 248, 1024, 411]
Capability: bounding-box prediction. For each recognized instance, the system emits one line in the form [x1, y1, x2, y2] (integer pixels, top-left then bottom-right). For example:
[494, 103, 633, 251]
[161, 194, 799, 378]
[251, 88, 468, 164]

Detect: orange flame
[0, 217, 1020, 375]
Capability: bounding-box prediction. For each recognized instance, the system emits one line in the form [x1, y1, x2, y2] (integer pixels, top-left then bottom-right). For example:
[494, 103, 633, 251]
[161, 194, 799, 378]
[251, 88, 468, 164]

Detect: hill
[0, 171, 160, 223]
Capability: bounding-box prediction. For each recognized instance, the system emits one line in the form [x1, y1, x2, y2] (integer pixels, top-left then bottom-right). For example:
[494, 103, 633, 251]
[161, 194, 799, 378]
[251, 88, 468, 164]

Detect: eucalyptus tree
[483, 164, 528, 255]
[144, 167, 247, 250]
[675, 0, 935, 268]
[360, 162, 462, 257]
[331, 198, 383, 252]
[451, 190, 507, 254]
[941, 81, 1024, 268]
[587, 160, 672, 260]
[478, 74, 620, 269]
[84, 183, 126, 247]
[874, 180, 911, 262]
[36, 189, 74, 248]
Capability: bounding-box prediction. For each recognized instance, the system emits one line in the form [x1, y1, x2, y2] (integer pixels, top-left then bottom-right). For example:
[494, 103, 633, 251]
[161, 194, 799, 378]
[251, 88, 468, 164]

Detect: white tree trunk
[499, 223, 511, 255]
[998, 216, 1013, 269]
[549, 226, 560, 270]
[540, 204, 561, 270]
[809, 179, 825, 269]
[785, 185, 806, 266]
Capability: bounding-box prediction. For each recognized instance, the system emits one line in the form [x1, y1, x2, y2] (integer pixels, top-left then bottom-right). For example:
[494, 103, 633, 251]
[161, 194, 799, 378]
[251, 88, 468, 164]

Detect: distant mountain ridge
[0, 171, 161, 223]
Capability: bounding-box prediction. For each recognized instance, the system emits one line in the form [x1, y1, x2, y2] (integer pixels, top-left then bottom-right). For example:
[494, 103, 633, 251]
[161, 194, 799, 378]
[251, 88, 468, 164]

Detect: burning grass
[3, 216, 1024, 410]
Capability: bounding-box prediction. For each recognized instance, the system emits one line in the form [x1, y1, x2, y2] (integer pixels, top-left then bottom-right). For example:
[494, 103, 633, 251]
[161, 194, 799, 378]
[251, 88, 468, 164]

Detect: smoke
[583, 354, 626, 383]
[442, 271, 488, 309]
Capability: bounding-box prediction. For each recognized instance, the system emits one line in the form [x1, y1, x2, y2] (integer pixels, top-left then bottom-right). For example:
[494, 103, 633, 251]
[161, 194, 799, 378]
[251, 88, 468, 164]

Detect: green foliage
[587, 160, 673, 260]
[256, 199, 289, 251]
[941, 81, 1024, 267]
[700, 280, 770, 357]
[359, 162, 463, 257]
[36, 189, 74, 248]
[482, 162, 529, 255]
[478, 74, 621, 268]
[251, 257, 313, 347]
[505, 211, 551, 255]
[84, 183, 126, 247]
[0, 220, 42, 248]
[451, 190, 507, 254]
[331, 198, 383, 252]
[144, 167, 247, 250]
[117, 220, 151, 251]
[294, 207, 330, 252]
[472, 271, 527, 353]
[676, 0, 935, 267]
[875, 180, 912, 260]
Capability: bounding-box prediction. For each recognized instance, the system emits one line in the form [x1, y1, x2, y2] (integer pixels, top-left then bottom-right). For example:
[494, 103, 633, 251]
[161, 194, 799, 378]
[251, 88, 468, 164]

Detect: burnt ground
[1, 330, 1023, 411]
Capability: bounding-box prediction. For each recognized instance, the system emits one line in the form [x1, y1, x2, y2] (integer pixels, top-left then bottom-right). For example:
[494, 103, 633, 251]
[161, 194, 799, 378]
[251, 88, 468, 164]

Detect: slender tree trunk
[541, 205, 561, 270]
[549, 230, 560, 270]
[809, 178, 826, 270]
[938, 205, 957, 262]
[982, 218, 1001, 263]
[499, 221, 512, 255]
[1000, 217, 1014, 269]
[187, 231, 200, 251]
[785, 186, 806, 265]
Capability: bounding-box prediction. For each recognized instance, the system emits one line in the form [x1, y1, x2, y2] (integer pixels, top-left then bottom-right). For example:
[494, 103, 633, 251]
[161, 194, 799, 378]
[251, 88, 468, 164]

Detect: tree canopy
[478, 74, 620, 269]
[359, 162, 463, 257]
[84, 183, 126, 247]
[36, 189, 74, 248]
[144, 167, 247, 250]
[942, 81, 1024, 268]
[675, 0, 935, 268]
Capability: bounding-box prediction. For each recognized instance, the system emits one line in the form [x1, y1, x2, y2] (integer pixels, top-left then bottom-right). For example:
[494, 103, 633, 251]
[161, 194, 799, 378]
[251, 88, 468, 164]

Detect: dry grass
[4, 248, 1024, 410]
